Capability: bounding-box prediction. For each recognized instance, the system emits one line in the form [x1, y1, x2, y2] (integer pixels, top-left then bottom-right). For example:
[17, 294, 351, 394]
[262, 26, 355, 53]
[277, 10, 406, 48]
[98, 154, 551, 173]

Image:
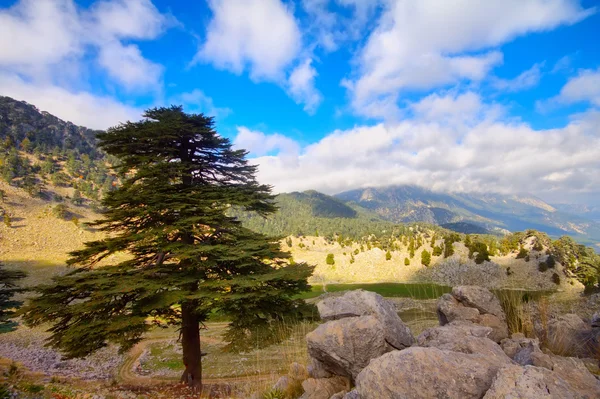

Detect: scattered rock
[316, 290, 414, 350]
[307, 358, 332, 379]
[436, 286, 508, 342]
[342, 390, 360, 399]
[500, 334, 542, 365]
[417, 321, 510, 360]
[354, 347, 507, 399]
[530, 352, 600, 398]
[306, 315, 391, 380]
[300, 376, 349, 399]
[483, 365, 577, 399]
[451, 286, 506, 321]
[591, 312, 600, 328]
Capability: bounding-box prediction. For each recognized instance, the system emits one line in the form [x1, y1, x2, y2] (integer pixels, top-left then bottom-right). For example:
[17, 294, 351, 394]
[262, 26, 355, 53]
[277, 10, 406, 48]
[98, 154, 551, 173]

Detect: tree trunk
[181, 302, 202, 390]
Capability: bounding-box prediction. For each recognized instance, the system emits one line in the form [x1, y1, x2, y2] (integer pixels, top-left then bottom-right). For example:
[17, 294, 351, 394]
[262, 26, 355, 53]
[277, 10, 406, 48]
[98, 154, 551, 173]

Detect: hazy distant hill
[336, 185, 600, 246]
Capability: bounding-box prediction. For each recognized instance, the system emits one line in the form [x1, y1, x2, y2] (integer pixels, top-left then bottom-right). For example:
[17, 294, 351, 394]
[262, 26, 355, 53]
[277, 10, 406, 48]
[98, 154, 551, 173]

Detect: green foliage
[404, 257, 410, 266]
[533, 240, 544, 252]
[3, 213, 10, 228]
[326, 253, 335, 265]
[0, 262, 26, 333]
[421, 250, 431, 266]
[443, 233, 460, 258]
[71, 189, 83, 205]
[52, 204, 69, 219]
[285, 237, 292, 247]
[263, 389, 286, 399]
[432, 246, 442, 256]
[552, 272, 561, 285]
[516, 246, 529, 259]
[552, 235, 600, 287]
[385, 250, 392, 261]
[19, 107, 313, 382]
[538, 261, 548, 272]
[545, 254, 556, 268]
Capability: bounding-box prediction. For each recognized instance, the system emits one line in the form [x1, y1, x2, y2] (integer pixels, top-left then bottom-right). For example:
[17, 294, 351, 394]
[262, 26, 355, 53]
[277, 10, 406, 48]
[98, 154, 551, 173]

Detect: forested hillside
[0, 96, 117, 203]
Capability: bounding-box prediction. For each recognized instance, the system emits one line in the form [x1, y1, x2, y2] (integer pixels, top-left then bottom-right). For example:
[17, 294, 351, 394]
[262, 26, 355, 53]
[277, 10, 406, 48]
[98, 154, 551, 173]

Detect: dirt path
[117, 333, 276, 386]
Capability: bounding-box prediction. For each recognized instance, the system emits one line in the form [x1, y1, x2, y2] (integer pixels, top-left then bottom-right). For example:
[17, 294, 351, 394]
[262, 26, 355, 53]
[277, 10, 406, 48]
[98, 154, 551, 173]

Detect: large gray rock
[417, 321, 511, 361]
[299, 376, 349, 399]
[354, 347, 508, 399]
[452, 286, 506, 321]
[500, 334, 543, 365]
[591, 312, 600, 328]
[306, 315, 392, 381]
[483, 365, 578, 399]
[531, 352, 600, 398]
[316, 290, 414, 349]
[437, 286, 509, 342]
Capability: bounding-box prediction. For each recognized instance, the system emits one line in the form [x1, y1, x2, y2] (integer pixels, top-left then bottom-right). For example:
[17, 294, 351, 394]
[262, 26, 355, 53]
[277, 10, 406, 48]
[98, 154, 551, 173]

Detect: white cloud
[537, 67, 600, 111]
[491, 63, 543, 92]
[347, 0, 594, 118]
[0, 0, 170, 92]
[287, 59, 323, 114]
[0, 72, 142, 130]
[198, 0, 301, 82]
[238, 95, 600, 199]
[556, 68, 600, 106]
[173, 89, 232, 120]
[0, 0, 170, 130]
[0, 0, 82, 67]
[234, 127, 300, 158]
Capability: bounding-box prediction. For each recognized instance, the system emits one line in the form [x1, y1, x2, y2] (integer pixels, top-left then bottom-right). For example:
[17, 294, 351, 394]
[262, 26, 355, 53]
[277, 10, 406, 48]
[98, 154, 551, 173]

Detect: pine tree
[326, 253, 335, 265]
[421, 250, 431, 267]
[0, 262, 26, 333]
[385, 250, 392, 261]
[20, 107, 313, 389]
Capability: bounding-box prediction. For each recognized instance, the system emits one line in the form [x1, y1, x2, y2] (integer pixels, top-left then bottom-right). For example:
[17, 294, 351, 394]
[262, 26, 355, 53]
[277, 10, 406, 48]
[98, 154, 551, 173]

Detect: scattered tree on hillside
[0, 262, 26, 333]
[404, 257, 410, 266]
[421, 250, 431, 267]
[432, 246, 443, 256]
[20, 107, 313, 390]
[385, 250, 392, 261]
[409, 236, 415, 258]
[326, 253, 335, 265]
[516, 246, 529, 259]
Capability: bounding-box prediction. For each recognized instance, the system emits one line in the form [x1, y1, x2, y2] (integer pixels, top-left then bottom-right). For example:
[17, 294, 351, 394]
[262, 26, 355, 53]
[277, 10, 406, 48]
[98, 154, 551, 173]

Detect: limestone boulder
[451, 286, 506, 321]
[354, 347, 508, 399]
[531, 352, 600, 398]
[437, 286, 509, 342]
[316, 290, 414, 349]
[417, 321, 510, 361]
[299, 376, 349, 399]
[483, 365, 578, 399]
[306, 315, 392, 381]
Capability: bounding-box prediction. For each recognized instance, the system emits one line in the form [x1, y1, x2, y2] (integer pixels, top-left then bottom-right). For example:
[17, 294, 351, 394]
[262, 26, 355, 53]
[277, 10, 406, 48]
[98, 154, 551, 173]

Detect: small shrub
[524, 255, 530, 262]
[385, 250, 392, 261]
[52, 204, 69, 219]
[545, 255, 556, 268]
[516, 246, 529, 259]
[23, 384, 44, 394]
[533, 240, 544, 251]
[552, 272, 561, 285]
[538, 262, 548, 272]
[3, 214, 10, 227]
[263, 389, 286, 399]
[325, 253, 335, 265]
[432, 246, 442, 256]
[404, 257, 410, 266]
[71, 217, 79, 226]
[506, 267, 513, 276]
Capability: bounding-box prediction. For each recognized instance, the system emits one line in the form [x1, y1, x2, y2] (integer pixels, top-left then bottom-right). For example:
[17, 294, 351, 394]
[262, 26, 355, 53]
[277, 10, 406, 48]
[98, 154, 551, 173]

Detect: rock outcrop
[307, 290, 414, 381]
[436, 286, 509, 342]
[483, 365, 577, 399]
[354, 347, 509, 399]
[288, 287, 600, 399]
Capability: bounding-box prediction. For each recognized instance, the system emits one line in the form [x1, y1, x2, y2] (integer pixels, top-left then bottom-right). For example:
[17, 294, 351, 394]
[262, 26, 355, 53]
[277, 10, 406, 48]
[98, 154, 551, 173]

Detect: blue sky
[1, 0, 599, 204]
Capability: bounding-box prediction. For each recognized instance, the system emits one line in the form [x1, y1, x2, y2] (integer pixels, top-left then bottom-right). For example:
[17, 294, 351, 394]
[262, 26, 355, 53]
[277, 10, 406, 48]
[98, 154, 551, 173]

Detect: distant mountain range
[335, 185, 600, 246]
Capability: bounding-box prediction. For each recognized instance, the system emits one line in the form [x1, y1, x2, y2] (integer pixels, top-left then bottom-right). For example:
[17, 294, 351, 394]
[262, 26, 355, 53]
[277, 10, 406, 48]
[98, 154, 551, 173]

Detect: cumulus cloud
[346, 0, 594, 118]
[287, 59, 323, 114]
[198, 0, 301, 82]
[234, 127, 300, 159]
[238, 94, 600, 199]
[0, 0, 170, 128]
[537, 67, 600, 111]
